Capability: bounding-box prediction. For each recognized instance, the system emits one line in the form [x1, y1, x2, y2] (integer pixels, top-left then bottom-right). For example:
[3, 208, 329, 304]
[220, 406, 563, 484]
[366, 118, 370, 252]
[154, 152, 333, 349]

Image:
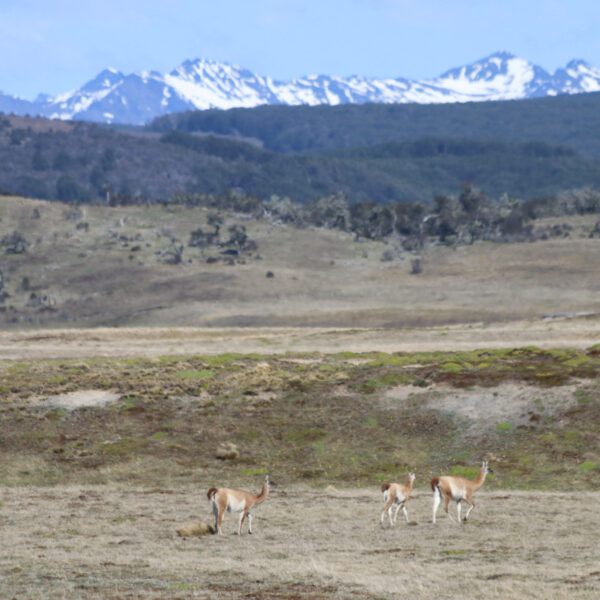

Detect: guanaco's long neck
[472, 469, 487, 492]
[405, 476, 414, 493]
[253, 482, 269, 505]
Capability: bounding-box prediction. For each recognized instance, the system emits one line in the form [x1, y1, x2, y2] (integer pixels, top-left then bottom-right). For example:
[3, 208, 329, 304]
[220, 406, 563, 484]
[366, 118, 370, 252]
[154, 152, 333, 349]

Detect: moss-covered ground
[0, 345, 599, 490]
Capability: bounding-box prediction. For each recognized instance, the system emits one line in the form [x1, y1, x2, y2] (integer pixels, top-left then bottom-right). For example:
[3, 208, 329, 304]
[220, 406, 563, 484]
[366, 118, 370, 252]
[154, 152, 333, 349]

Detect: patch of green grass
[118, 358, 145, 366]
[99, 437, 149, 456]
[48, 376, 67, 384]
[332, 351, 363, 359]
[496, 422, 514, 433]
[169, 583, 197, 591]
[176, 369, 215, 380]
[574, 390, 593, 403]
[449, 465, 480, 479]
[45, 409, 68, 420]
[364, 417, 378, 428]
[152, 431, 166, 440]
[358, 371, 415, 393]
[282, 428, 328, 443]
[579, 461, 598, 471]
[241, 467, 268, 476]
[563, 356, 593, 368]
[441, 362, 464, 373]
[157, 356, 183, 364]
[112, 516, 137, 524]
[199, 353, 264, 366]
[118, 395, 143, 411]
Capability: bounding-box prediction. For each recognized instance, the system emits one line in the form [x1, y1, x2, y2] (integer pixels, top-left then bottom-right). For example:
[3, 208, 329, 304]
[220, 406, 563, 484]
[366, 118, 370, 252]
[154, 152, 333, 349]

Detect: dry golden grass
[1, 485, 598, 599]
[1, 315, 599, 360]
[0, 195, 599, 330]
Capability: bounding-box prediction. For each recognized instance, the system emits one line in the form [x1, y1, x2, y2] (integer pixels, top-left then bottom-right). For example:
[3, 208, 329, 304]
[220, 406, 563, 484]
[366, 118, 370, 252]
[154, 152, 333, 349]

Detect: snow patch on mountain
[2, 51, 600, 125]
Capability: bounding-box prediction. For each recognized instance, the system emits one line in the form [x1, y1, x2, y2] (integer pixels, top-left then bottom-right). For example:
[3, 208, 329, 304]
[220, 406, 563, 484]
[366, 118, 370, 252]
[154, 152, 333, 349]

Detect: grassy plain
[0, 196, 599, 597]
[1, 486, 599, 599]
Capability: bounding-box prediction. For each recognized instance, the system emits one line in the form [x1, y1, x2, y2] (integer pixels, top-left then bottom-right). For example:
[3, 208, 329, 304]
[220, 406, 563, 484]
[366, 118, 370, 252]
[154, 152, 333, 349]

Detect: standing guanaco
[207, 475, 276, 535]
[380, 471, 416, 527]
[431, 461, 493, 524]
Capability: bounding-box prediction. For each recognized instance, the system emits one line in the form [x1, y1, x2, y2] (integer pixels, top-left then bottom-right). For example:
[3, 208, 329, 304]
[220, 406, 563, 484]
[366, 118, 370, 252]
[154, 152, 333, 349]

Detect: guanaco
[380, 471, 416, 527]
[207, 475, 276, 535]
[431, 461, 493, 524]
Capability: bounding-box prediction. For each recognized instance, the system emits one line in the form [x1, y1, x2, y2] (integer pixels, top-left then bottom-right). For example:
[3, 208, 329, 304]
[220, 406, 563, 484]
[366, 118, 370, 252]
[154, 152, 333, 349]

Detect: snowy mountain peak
[3, 52, 600, 125]
[81, 68, 124, 92]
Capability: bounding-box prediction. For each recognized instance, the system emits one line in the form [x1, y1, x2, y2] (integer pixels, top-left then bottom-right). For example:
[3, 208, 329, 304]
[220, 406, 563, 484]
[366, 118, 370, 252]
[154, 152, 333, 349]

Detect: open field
[1, 486, 599, 599]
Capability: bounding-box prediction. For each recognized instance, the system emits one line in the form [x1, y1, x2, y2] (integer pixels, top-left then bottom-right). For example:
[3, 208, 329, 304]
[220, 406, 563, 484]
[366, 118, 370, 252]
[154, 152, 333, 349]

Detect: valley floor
[1, 486, 598, 599]
[1, 315, 600, 360]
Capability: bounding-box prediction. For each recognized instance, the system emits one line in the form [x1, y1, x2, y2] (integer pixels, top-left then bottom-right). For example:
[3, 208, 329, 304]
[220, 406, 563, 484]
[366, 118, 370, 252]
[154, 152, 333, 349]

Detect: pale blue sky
[2, 0, 599, 99]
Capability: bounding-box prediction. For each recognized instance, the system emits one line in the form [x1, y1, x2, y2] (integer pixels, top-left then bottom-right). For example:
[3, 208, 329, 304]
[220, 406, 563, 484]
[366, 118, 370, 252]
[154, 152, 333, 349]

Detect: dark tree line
[168, 184, 600, 247]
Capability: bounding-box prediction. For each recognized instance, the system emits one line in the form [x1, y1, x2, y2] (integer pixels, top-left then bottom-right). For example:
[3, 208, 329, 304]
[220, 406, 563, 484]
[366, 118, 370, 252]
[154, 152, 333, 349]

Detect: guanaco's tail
[381, 482, 391, 493]
[206, 487, 218, 501]
[430, 477, 440, 493]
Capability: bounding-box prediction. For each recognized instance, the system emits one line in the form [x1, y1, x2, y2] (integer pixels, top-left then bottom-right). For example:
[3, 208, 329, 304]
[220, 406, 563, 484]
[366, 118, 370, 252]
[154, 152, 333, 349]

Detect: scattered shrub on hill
[1, 231, 28, 254]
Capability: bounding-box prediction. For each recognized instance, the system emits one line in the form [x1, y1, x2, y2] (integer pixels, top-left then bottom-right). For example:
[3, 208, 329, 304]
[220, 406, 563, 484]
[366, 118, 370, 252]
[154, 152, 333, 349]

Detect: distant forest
[2, 91, 600, 206]
[150, 92, 600, 157]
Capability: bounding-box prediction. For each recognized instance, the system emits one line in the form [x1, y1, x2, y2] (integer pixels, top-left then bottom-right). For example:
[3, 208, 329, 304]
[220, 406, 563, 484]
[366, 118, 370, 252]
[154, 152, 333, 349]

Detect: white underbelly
[448, 481, 466, 500]
[226, 498, 246, 513]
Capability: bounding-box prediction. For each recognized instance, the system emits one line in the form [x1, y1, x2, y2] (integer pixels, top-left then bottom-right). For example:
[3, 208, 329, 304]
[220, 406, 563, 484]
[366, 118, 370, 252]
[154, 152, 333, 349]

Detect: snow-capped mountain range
[2, 51, 600, 126]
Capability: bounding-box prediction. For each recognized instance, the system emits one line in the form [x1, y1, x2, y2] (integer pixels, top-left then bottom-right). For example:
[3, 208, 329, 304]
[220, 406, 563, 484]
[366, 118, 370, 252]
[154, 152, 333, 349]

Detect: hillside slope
[0, 196, 599, 330]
